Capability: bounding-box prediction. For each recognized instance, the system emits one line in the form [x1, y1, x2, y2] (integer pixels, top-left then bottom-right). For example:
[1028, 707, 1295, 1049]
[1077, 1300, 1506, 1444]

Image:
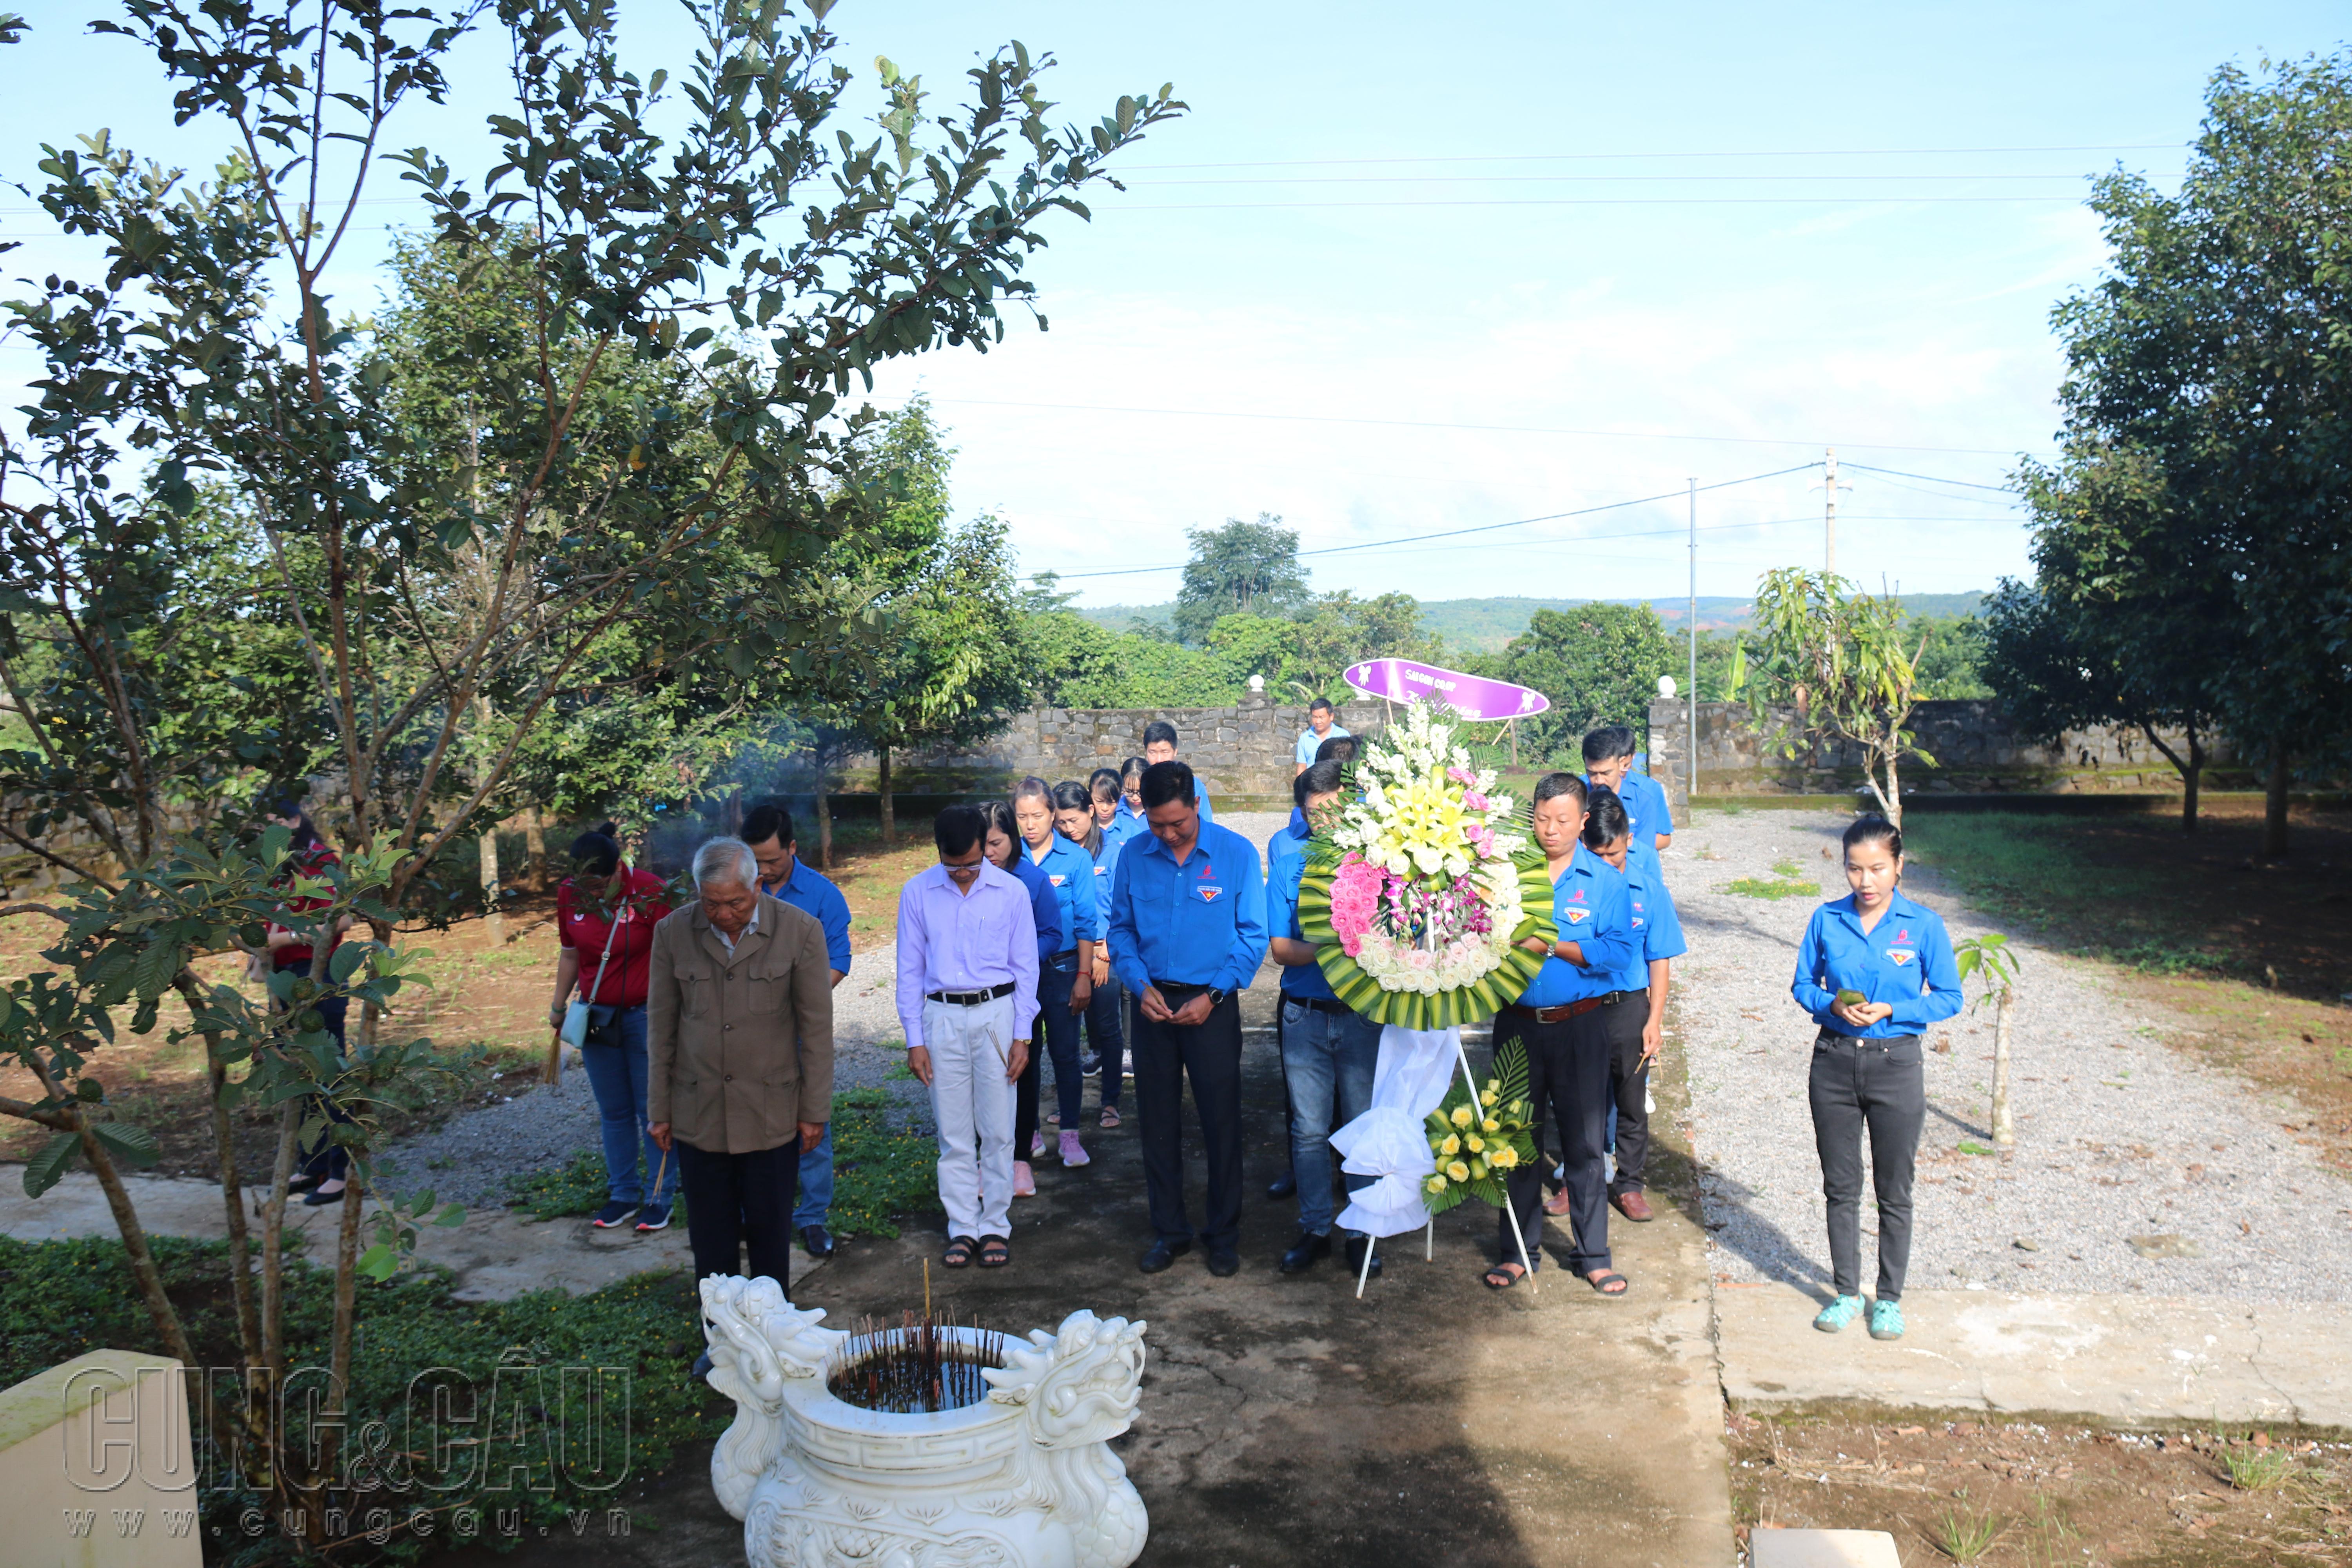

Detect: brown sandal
[942, 1236, 977, 1269]
[976, 1235, 1011, 1269]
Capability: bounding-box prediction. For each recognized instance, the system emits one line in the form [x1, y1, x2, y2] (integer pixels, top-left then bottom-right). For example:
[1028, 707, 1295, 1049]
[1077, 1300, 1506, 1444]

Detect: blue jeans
[795, 1127, 831, 1229]
[1036, 954, 1086, 1129]
[1279, 998, 1381, 1236]
[1081, 974, 1123, 1111]
[577, 1005, 677, 1207]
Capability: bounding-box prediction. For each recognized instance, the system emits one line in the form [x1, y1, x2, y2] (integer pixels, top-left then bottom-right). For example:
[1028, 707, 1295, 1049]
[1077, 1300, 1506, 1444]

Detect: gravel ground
[382, 813, 1295, 1207]
[1669, 805, 2352, 1303]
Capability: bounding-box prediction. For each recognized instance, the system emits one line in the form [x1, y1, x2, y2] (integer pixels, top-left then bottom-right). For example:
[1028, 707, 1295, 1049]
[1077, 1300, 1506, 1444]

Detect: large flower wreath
[1296, 704, 1557, 1029]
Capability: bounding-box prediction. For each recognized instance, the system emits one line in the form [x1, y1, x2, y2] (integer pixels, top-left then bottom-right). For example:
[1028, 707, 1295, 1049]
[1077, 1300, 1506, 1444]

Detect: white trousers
[924, 995, 1016, 1241]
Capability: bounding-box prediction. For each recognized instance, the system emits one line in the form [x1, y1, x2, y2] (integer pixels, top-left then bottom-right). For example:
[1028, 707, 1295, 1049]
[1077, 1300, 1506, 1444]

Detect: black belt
[1597, 987, 1649, 1007]
[927, 982, 1016, 1005]
[1817, 1029, 1921, 1049]
[1151, 979, 1222, 1001]
[1047, 948, 1079, 964]
[1283, 994, 1352, 1015]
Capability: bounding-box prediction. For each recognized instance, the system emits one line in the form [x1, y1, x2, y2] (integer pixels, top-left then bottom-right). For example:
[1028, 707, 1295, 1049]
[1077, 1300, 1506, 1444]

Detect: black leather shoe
[800, 1224, 836, 1258]
[1139, 1237, 1193, 1274]
[1345, 1237, 1384, 1279]
[1266, 1172, 1297, 1200]
[1206, 1248, 1241, 1278]
[1278, 1233, 1332, 1274]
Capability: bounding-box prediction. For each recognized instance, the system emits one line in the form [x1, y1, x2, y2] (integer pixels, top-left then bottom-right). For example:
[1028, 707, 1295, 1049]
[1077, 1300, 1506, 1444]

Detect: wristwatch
[1206, 987, 1229, 1008]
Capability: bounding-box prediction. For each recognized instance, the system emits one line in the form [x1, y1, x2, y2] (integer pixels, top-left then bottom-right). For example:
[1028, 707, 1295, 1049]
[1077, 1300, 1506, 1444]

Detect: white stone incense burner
[700, 1275, 1150, 1568]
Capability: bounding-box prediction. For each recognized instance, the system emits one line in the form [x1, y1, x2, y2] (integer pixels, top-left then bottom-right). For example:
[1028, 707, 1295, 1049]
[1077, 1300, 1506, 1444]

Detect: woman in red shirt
[264, 801, 354, 1206]
[549, 823, 677, 1230]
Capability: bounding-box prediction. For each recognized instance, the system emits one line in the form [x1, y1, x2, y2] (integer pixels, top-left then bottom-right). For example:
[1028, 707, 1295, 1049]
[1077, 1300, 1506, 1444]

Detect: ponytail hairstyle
[1012, 775, 1054, 811]
[1119, 755, 1148, 798]
[976, 799, 1023, 870]
[1580, 786, 1632, 850]
[1050, 780, 1103, 856]
[1841, 813, 1903, 864]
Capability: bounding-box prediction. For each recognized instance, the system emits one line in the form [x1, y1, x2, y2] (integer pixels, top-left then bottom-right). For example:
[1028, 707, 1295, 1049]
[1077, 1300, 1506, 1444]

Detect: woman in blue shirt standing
[1789, 814, 1964, 1343]
[1015, 777, 1103, 1170]
[982, 800, 1065, 1199]
[1053, 780, 1126, 1131]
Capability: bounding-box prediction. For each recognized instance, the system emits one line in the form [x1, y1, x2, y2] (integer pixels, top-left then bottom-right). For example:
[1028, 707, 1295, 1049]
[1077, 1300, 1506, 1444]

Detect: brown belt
[1503, 989, 1642, 1025]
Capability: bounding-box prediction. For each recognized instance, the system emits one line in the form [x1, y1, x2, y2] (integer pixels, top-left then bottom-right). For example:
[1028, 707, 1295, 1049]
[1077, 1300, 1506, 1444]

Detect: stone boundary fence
[1641, 697, 2243, 818]
[812, 698, 1393, 804]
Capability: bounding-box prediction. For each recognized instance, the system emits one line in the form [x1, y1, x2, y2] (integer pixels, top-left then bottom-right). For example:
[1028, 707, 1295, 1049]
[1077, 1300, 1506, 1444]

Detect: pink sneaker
[1013, 1160, 1037, 1198]
[1059, 1131, 1090, 1167]
[1030, 1131, 1047, 1159]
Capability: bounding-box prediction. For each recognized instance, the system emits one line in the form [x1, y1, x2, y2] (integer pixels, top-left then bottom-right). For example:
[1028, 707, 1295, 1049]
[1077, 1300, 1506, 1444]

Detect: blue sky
[4, 3, 2345, 607]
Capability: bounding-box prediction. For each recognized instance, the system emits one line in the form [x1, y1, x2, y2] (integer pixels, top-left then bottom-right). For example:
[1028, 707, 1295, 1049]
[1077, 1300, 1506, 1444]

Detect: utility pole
[1817, 446, 1850, 574]
[1687, 477, 1698, 809]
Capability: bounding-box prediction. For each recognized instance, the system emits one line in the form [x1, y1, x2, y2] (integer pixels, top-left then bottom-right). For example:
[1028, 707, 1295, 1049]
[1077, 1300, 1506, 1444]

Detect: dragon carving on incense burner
[700, 1275, 1149, 1568]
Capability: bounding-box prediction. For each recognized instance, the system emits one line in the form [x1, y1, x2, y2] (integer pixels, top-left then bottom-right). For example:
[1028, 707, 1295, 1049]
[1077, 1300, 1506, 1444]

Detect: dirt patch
[1728, 1409, 2352, 1566]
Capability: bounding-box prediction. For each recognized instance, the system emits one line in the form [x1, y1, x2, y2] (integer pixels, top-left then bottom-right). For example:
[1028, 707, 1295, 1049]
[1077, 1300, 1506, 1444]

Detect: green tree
[1728, 568, 1934, 825]
[1171, 514, 1310, 643]
[0, 0, 1179, 1540]
[1292, 591, 1439, 701]
[2040, 53, 2352, 855]
[1205, 612, 1301, 687]
[1982, 444, 2226, 829]
[1027, 614, 1243, 707]
[1493, 603, 1676, 762]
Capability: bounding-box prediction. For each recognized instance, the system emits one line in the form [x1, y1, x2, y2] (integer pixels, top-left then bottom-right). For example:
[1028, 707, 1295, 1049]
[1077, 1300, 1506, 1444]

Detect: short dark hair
[741, 801, 795, 849]
[1314, 734, 1359, 765]
[1140, 759, 1195, 810]
[569, 827, 621, 877]
[1842, 813, 1903, 861]
[1583, 725, 1638, 766]
[1141, 720, 1180, 750]
[1307, 697, 1334, 714]
[1293, 758, 1346, 808]
[1532, 771, 1589, 811]
[934, 804, 985, 858]
[1581, 786, 1631, 848]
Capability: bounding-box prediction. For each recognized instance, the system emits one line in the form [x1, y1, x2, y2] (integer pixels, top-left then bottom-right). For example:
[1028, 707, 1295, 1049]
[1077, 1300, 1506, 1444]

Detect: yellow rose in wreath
[1490, 1145, 1519, 1170]
[1450, 1105, 1474, 1129]
[1480, 1088, 1499, 1107]
[1445, 1160, 1471, 1183]
[1465, 1135, 1485, 1154]
[1440, 1134, 1461, 1157]
[1481, 1118, 1501, 1134]
[1425, 1174, 1448, 1195]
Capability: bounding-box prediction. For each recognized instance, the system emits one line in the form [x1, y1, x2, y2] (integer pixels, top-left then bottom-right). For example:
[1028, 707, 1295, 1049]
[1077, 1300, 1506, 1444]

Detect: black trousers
[676, 1139, 799, 1297]
[1131, 986, 1244, 1250]
[1598, 992, 1651, 1194]
[1808, 1031, 1925, 1301]
[1499, 1006, 1612, 1274]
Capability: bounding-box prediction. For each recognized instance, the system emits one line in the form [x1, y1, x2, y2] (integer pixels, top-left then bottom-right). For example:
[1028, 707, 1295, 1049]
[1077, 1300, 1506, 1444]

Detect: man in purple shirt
[895, 804, 1038, 1271]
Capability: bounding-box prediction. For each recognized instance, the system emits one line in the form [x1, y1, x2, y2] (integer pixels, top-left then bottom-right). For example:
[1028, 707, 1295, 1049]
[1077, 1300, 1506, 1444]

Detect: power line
[1128, 171, 2103, 187]
[1049, 464, 1820, 579]
[926, 396, 2029, 458]
[1109, 196, 2087, 211]
[1839, 461, 2016, 492]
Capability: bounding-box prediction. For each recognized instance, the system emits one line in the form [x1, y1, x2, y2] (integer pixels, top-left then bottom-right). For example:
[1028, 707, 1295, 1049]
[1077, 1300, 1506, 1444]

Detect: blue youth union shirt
[1590, 768, 1675, 846]
[1028, 833, 1101, 949]
[1606, 842, 1687, 993]
[1265, 842, 1338, 1001]
[1007, 853, 1066, 960]
[1515, 843, 1634, 1007]
[1082, 832, 1123, 926]
[1791, 889, 1964, 1038]
[1107, 819, 1267, 995]
[763, 857, 853, 976]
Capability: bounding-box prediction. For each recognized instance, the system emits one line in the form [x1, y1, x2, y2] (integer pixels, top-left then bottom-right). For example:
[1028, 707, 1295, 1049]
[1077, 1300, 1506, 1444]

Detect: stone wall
[817, 699, 1391, 804]
[1645, 697, 2239, 817]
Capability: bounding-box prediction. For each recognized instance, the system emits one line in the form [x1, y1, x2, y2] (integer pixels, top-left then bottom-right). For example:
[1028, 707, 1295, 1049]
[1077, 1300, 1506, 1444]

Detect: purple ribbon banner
[1342, 658, 1551, 722]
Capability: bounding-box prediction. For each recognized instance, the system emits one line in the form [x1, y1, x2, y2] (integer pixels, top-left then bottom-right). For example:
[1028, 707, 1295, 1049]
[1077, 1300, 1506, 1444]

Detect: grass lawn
[1898, 801, 2352, 1174]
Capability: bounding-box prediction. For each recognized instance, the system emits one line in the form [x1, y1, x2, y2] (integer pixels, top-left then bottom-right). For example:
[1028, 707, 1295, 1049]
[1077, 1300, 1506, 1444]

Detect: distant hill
[1076, 593, 1987, 651]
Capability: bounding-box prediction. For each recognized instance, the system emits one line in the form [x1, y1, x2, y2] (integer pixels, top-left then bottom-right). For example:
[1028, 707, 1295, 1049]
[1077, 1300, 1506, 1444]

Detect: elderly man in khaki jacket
[648, 836, 834, 1315]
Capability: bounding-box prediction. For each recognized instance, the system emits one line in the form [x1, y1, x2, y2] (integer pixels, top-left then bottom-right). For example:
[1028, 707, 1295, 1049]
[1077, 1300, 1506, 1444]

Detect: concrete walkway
[1716, 1278, 2352, 1429]
[0, 1170, 832, 1303]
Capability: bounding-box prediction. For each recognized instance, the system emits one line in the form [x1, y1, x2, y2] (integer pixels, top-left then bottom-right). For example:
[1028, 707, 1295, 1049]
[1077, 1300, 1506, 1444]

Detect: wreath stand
[1354, 1034, 1542, 1299]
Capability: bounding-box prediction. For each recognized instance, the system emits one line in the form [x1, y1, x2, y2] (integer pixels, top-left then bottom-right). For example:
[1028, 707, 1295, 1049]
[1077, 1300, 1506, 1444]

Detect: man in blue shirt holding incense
[1106, 759, 1266, 1278]
[746, 802, 851, 1260]
[1488, 772, 1634, 1295]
